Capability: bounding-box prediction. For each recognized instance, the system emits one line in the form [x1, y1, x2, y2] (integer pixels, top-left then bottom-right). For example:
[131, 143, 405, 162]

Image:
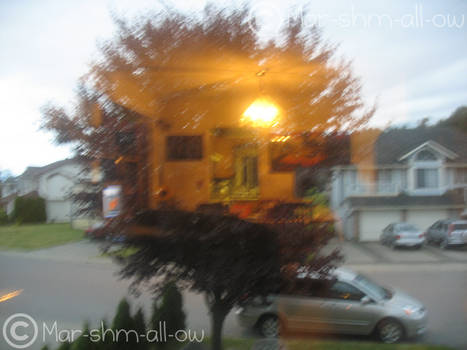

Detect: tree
[111, 298, 139, 350]
[41, 6, 374, 215]
[151, 282, 186, 349]
[109, 209, 341, 350]
[133, 308, 149, 350]
[40, 5, 371, 350]
[437, 105, 467, 133]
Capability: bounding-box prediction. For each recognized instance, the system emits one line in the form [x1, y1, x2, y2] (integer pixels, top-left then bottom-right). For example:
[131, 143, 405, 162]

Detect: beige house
[331, 127, 467, 241]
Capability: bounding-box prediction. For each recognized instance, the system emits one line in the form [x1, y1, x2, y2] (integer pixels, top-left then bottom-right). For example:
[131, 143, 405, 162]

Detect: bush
[133, 308, 149, 350]
[13, 197, 47, 223]
[0, 208, 8, 225]
[12, 196, 47, 223]
[111, 298, 138, 350]
[70, 323, 99, 350]
[56, 342, 72, 350]
[151, 282, 186, 348]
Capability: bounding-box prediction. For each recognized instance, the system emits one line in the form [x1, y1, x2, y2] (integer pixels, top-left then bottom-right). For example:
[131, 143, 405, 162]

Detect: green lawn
[218, 338, 453, 350]
[0, 223, 83, 250]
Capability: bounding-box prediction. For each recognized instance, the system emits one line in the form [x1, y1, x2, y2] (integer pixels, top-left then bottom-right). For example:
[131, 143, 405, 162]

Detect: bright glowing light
[0, 289, 23, 303]
[241, 98, 279, 128]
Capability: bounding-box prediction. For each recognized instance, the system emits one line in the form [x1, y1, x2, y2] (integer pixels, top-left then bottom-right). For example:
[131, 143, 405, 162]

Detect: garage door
[407, 209, 447, 231]
[359, 210, 401, 241]
[47, 200, 71, 223]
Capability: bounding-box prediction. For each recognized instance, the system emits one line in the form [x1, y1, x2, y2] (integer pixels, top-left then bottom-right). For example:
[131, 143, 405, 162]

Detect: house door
[233, 145, 259, 199]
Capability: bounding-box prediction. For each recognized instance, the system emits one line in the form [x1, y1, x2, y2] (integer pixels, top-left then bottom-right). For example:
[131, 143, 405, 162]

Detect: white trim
[398, 141, 458, 162]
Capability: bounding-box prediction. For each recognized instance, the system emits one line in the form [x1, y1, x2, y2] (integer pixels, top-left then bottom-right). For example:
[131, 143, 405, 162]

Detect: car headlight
[403, 305, 424, 317]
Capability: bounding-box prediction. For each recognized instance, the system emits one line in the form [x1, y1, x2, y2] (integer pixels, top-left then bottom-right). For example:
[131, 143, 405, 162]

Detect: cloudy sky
[0, 0, 466, 175]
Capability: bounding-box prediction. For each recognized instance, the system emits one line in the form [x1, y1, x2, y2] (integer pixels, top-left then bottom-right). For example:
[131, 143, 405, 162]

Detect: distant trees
[438, 105, 467, 133]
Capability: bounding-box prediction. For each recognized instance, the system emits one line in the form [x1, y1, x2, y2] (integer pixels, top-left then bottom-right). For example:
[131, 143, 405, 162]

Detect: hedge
[12, 196, 47, 223]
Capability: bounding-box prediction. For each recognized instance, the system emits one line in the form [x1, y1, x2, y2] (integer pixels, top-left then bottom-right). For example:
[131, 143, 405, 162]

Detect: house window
[415, 168, 438, 189]
[416, 150, 437, 161]
[455, 168, 467, 184]
[166, 136, 203, 160]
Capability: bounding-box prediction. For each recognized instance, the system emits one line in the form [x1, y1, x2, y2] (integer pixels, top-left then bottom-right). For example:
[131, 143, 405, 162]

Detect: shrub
[70, 323, 99, 350]
[111, 298, 138, 350]
[12, 196, 46, 223]
[56, 342, 72, 350]
[0, 208, 8, 225]
[133, 308, 149, 350]
[151, 282, 186, 349]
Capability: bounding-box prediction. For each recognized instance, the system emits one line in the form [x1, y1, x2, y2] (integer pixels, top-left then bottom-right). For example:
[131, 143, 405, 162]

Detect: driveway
[358, 241, 467, 264]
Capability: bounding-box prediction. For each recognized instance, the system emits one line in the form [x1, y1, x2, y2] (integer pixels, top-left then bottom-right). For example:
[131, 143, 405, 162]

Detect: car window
[328, 281, 365, 301]
[453, 223, 467, 230]
[398, 223, 418, 231]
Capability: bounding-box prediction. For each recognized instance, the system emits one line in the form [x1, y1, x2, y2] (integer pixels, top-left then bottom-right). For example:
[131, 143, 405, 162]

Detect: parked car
[236, 268, 427, 343]
[380, 223, 425, 249]
[426, 219, 467, 249]
[85, 220, 126, 242]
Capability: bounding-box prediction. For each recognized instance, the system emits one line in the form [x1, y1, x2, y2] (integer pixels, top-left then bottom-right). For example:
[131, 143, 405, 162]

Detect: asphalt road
[0, 253, 466, 350]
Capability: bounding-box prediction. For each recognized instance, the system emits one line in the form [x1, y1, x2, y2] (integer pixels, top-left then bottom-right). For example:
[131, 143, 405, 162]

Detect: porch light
[241, 98, 279, 128]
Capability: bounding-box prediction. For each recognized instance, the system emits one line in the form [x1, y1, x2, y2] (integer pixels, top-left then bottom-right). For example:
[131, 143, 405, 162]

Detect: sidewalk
[1, 238, 466, 267]
[0, 240, 111, 264]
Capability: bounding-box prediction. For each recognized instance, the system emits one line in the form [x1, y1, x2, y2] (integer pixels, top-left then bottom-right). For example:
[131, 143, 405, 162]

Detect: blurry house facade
[331, 127, 467, 241]
[99, 96, 336, 216]
[0, 159, 86, 223]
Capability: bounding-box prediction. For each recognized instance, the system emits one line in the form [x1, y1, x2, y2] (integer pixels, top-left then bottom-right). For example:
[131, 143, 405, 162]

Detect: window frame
[328, 281, 366, 302]
[415, 168, 439, 189]
[166, 135, 203, 161]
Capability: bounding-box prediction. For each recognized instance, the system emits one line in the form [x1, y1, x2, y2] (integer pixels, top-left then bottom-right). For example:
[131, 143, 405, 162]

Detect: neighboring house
[0, 159, 87, 223]
[0, 177, 18, 214]
[331, 127, 467, 241]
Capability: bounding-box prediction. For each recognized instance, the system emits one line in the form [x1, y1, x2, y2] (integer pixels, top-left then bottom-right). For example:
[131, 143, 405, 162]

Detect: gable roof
[375, 127, 467, 164]
[21, 159, 81, 179]
[397, 140, 458, 161]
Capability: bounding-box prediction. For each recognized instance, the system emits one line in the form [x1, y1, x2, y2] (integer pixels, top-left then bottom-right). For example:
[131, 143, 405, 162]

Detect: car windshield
[354, 274, 392, 300]
[397, 223, 418, 232]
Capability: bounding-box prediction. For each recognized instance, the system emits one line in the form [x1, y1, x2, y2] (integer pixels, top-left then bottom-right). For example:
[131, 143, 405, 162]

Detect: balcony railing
[345, 182, 400, 196]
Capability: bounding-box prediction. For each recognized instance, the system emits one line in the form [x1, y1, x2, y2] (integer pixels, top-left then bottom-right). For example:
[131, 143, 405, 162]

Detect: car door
[276, 279, 330, 332]
[427, 221, 439, 242]
[387, 224, 395, 245]
[323, 281, 381, 335]
[381, 224, 391, 243]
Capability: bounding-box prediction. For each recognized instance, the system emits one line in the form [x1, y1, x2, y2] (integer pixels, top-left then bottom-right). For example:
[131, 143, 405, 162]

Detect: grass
[208, 338, 454, 350]
[0, 223, 83, 250]
[100, 246, 139, 258]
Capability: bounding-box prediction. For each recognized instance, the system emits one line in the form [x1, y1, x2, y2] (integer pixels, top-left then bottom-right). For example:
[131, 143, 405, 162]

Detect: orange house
[98, 68, 325, 213]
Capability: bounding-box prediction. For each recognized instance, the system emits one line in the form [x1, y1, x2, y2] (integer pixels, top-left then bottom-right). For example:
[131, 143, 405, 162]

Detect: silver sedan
[380, 223, 425, 249]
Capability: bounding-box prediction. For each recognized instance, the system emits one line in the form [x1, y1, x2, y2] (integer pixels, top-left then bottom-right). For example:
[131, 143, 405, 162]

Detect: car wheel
[390, 241, 397, 250]
[377, 319, 404, 343]
[258, 315, 280, 338]
[440, 239, 449, 250]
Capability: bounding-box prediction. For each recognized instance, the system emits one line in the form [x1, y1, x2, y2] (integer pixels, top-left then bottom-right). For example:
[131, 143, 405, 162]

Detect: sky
[0, 0, 466, 175]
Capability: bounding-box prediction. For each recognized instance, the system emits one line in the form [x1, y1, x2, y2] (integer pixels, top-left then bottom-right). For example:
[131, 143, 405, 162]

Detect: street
[0, 245, 466, 350]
